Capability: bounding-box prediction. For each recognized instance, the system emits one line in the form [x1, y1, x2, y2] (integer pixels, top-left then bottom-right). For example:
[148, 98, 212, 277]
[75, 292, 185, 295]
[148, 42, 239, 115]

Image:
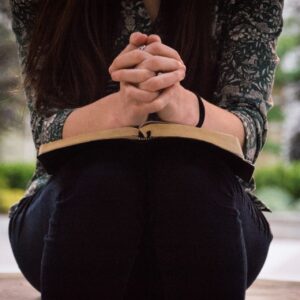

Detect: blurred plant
[282, 85, 300, 161]
[0, 188, 24, 214]
[0, 162, 34, 214]
[263, 140, 281, 155]
[0, 0, 26, 139]
[267, 105, 284, 122]
[0, 0, 10, 21]
[275, 1, 300, 162]
[254, 161, 300, 202]
[275, 2, 300, 87]
[0, 162, 34, 189]
[255, 186, 296, 211]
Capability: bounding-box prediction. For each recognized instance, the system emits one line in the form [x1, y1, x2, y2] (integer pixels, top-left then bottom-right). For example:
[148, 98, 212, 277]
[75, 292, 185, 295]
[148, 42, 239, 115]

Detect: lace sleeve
[10, 0, 75, 152]
[214, 0, 284, 164]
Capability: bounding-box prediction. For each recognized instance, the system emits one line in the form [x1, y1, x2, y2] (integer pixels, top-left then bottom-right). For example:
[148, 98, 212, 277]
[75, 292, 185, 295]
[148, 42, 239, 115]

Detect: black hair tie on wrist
[195, 93, 205, 128]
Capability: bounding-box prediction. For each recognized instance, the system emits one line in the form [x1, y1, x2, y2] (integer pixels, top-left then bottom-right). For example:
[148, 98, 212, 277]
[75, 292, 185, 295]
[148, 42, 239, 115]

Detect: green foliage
[0, 188, 24, 214]
[275, 67, 300, 87]
[0, 162, 34, 189]
[0, 174, 8, 189]
[255, 186, 296, 211]
[268, 105, 284, 122]
[274, 15, 300, 88]
[262, 140, 281, 155]
[276, 35, 300, 58]
[254, 162, 300, 202]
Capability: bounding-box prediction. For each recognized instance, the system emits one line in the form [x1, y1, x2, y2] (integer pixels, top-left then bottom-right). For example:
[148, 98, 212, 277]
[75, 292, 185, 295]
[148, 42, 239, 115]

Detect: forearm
[202, 98, 245, 149]
[187, 92, 245, 149]
[62, 92, 122, 139]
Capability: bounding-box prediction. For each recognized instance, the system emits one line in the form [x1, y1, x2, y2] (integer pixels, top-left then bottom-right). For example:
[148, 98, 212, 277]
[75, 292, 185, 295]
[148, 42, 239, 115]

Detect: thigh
[8, 178, 60, 292]
[234, 181, 273, 288]
[146, 138, 273, 297]
[42, 140, 149, 240]
[8, 140, 150, 295]
[145, 139, 248, 299]
[40, 141, 151, 299]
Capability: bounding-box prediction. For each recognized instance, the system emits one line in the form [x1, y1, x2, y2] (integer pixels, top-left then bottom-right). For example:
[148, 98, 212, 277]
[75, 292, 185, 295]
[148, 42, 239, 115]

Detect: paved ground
[0, 216, 19, 273]
[258, 211, 300, 282]
[246, 279, 300, 300]
[1, 211, 300, 280]
[1, 275, 300, 300]
[0, 274, 40, 300]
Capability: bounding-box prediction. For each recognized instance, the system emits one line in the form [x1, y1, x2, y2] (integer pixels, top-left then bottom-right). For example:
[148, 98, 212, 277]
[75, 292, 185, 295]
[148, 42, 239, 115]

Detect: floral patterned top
[9, 0, 284, 213]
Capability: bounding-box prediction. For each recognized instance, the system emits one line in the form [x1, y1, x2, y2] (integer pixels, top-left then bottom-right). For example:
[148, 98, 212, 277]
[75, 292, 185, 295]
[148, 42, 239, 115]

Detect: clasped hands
[108, 32, 199, 127]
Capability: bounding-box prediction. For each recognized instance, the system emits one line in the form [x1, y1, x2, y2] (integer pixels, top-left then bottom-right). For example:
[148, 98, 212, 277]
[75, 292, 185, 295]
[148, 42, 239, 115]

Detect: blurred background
[0, 0, 300, 282]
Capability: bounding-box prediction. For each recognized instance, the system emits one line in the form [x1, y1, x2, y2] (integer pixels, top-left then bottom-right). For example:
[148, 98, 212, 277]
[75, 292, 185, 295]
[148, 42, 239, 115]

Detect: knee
[52, 155, 146, 211]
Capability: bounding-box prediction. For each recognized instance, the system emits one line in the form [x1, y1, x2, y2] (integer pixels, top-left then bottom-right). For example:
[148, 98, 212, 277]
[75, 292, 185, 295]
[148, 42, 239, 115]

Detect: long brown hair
[24, 0, 218, 113]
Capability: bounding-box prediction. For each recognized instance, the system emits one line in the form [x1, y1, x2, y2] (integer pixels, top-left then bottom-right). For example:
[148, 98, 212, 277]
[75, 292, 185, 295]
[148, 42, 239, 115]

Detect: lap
[8, 138, 272, 293]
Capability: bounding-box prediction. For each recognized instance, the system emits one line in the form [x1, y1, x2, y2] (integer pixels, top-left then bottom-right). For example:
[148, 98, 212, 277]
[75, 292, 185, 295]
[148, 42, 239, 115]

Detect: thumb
[118, 32, 148, 56]
[129, 31, 149, 47]
[146, 34, 162, 44]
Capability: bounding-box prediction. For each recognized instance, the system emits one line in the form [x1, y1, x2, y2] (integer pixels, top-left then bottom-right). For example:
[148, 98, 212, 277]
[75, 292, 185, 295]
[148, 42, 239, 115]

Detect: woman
[8, 0, 284, 299]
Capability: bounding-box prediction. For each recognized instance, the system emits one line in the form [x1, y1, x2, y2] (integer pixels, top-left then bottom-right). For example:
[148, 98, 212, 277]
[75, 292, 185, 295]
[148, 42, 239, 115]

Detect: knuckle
[144, 57, 154, 67]
[180, 62, 187, 70]
[174, 51, 182, 62]
[136, 61, 145, 69]
[138, 81, 147, 91]
[142, 70, 153, 81]
[113, 56, 121, 66]
[148, 57, 159, 69]
[111, 72, 117, 81]
[150, 42, 161, 52]
[180, 69, 186, 80]
[145, 91, 157, 102]
[108, 61, 116, 73]
[142, 79, 158, 92]
[176, 60, 183, 68]
[117, 70, 124, 77]
[141, 91, 152, 102]
[148, 81, 159, 92]
[125, 85, 135, 99]
[134, 49, 146, 61]
[174, 49, 180, 58]
[152, 99, 164, 111]
[114, 70, 123, 80]
[175, 70, 183, 79]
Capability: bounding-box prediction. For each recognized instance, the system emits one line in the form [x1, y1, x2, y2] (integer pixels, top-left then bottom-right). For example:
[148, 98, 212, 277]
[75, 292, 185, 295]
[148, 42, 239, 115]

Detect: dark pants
[8, 138, 273, 300]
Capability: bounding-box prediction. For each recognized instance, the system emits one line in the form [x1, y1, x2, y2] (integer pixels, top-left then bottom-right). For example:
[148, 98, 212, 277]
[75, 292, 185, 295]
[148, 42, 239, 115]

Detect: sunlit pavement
[1, 212, 300, 281]
[258, 212, 300, 282]
[0, 215, 19, 273]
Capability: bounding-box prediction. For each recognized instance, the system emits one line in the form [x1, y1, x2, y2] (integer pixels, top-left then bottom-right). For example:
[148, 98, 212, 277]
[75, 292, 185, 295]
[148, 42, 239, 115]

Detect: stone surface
[246, 279, 300, 300]
[0, 215, 19, 273]
[0, 274, 40, 300]
[0, 274, 300, 300]
[265, 211, 300, 240]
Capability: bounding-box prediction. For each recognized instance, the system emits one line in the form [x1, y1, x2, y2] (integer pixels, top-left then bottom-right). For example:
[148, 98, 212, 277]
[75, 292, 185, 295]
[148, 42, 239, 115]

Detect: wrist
[193, 92, 206, 128]
[110, 91, 127, 128]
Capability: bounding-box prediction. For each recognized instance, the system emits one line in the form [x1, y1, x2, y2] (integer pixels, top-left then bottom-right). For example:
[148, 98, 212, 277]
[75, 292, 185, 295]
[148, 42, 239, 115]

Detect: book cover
[37, 120, 255, 182]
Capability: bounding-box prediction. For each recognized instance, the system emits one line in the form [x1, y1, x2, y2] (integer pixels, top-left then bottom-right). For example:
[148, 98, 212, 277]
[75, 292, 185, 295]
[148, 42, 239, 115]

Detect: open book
[38, 120, 254, 182]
